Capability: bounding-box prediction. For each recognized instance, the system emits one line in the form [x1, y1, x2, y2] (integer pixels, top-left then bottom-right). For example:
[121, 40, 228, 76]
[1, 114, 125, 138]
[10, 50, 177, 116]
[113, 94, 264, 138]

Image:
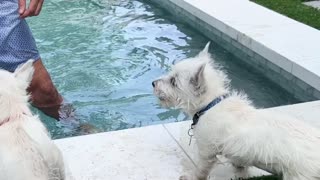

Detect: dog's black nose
[152, 81, 156, 87]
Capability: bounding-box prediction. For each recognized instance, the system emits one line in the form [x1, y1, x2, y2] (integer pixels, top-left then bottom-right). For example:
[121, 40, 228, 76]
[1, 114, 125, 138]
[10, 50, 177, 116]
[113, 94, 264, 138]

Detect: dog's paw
[179, 175, 190, 180]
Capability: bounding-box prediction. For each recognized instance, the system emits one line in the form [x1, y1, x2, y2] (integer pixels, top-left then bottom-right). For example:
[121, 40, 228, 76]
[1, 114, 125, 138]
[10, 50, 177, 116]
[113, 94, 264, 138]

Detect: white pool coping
[56, 100, 320, 180]
[166, 0, 320, 91]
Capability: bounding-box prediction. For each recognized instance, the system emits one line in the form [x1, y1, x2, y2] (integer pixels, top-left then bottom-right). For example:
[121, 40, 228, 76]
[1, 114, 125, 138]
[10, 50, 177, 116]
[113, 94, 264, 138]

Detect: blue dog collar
[191, 94, 229, 128]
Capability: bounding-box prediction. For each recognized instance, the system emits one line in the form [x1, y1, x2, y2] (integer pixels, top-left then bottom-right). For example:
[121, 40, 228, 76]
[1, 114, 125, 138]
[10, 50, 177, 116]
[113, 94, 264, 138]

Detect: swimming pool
[28, 0, 300, 139]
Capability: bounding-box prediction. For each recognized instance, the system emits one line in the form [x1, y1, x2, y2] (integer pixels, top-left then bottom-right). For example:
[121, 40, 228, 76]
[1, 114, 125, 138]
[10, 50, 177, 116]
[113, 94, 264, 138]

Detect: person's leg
[27, 59, 63, 119]
[0, 0, 67, 120]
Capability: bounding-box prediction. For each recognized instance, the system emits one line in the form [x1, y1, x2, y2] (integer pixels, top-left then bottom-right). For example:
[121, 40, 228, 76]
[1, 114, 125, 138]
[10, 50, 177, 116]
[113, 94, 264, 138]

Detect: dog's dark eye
[170, 77, 176, 86]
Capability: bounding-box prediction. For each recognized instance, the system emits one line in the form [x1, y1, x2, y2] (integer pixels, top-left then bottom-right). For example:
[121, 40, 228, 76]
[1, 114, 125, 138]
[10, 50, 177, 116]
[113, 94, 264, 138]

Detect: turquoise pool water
[28, 0, 300, 139]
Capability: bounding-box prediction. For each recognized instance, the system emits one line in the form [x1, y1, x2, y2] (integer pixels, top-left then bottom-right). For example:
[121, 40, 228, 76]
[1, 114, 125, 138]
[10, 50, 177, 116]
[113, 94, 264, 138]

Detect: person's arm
[18, 0, 44, 18]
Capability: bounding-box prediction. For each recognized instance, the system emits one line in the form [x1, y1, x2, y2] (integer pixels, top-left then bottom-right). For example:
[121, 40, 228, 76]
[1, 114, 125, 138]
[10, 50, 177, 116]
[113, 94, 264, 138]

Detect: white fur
[153, 43, 320, 180]
[0, 60, 65, 180]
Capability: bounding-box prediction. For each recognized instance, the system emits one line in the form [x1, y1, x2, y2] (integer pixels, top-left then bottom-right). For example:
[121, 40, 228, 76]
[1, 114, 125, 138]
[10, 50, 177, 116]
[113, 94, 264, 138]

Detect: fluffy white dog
[153, 43, 320, 180]
[0, 60, 65, 180]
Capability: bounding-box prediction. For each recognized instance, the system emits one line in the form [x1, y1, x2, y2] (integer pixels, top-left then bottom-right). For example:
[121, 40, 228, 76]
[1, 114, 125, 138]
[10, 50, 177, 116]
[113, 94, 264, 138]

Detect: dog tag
[188, 128, 194, 146]
[188, 135, 193, 146]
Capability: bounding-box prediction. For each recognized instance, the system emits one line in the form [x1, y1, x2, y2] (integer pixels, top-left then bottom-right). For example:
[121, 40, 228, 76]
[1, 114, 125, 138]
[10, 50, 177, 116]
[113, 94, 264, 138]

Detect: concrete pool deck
[56, 100, 320, 180]
[149, 0, 320, 101]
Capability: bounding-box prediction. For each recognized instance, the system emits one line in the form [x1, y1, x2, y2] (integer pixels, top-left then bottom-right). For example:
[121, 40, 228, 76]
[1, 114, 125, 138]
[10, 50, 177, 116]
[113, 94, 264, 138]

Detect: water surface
[28, 0, 300, 139]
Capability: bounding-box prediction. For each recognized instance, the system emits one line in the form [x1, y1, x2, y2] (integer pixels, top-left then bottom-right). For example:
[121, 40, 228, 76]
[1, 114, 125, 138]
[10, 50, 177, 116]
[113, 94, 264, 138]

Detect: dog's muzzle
[152, 80, 160, 88]
[152, 80, 165, 101]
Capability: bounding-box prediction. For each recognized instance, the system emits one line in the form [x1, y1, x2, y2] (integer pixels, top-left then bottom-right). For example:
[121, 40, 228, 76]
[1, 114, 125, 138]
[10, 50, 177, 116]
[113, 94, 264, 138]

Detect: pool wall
[148, 0, 320, 101]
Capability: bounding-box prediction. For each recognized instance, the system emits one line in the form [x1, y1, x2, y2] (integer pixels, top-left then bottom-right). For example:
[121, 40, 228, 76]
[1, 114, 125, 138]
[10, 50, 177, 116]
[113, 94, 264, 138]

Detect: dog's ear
[190, 63, 206, 94]
[198, 42, 210, 58]
[14, 60, 35, 89]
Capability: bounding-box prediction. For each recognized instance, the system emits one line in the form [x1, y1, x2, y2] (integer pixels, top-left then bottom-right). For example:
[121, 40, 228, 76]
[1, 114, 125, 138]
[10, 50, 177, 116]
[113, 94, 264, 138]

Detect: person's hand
[18, 0, 44, 18]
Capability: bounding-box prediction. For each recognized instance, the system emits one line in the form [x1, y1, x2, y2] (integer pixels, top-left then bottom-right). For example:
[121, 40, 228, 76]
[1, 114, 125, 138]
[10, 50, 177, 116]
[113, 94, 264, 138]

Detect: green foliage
[245, 175, 280, 180]
[231, 175, 280, 180]
[252, 0, 320, 30]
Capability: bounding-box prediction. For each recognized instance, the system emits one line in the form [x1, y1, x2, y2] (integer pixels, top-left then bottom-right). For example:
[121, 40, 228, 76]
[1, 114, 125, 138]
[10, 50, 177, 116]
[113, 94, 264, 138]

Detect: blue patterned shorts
[0, 0, 40, 72]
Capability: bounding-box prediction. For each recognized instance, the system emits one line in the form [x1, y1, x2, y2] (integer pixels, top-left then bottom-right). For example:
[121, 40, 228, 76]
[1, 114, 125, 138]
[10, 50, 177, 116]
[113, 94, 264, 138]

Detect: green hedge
[245, 175, 280, 180]
[251, 0, 320, 30]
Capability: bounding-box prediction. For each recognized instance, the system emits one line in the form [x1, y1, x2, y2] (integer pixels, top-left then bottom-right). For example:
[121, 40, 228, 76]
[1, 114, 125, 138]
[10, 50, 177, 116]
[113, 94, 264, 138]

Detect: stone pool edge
[147, 0, 320, 101]
[55, 100, 320, 180]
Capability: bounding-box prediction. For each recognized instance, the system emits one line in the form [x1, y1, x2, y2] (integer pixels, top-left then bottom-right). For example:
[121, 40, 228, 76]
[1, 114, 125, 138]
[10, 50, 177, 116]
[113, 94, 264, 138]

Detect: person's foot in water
[27, 59, 64, 120]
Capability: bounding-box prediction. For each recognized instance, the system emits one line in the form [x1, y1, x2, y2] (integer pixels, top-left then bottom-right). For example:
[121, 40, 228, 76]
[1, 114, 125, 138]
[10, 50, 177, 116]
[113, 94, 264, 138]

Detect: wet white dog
[0, 60, 65, 180]
[153, 43, 320, 180]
